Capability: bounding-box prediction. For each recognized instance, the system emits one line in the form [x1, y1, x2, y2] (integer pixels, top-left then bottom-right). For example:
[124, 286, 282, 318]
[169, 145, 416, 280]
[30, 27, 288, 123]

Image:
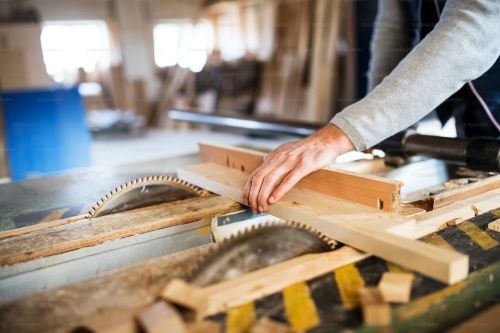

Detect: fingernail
[258, 206, 264, 213]
[269, 196, 275, 203]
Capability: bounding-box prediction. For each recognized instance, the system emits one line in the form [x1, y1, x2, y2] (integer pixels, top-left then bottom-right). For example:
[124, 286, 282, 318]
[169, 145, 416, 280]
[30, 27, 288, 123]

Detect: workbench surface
[0, 207, 498, 333]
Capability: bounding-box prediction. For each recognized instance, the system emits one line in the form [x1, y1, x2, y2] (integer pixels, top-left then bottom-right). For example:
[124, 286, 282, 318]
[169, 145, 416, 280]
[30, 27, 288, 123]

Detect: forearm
[332, 0, 500, 151]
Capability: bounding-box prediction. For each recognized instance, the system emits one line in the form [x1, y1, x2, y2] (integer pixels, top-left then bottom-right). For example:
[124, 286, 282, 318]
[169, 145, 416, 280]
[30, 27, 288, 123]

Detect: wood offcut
[161, 247, 367, 319]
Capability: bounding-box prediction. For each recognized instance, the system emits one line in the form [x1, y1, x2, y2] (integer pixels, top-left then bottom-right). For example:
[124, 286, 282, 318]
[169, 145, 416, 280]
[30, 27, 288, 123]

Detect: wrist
[309, 124, 355, 155]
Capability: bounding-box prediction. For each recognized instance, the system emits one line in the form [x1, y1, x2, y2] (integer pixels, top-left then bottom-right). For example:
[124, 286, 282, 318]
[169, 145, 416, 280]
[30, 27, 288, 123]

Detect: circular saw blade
[87, 175, 209, 218]
[189, 221, 338, 287]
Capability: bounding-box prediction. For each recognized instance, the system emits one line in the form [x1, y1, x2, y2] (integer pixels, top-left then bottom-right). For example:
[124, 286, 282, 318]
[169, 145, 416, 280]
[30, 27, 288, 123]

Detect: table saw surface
[0, 152, 499, 333]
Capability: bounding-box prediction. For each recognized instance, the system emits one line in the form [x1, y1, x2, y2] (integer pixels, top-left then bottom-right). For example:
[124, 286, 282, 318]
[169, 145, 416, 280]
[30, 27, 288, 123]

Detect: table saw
[0, 142, 499, 333]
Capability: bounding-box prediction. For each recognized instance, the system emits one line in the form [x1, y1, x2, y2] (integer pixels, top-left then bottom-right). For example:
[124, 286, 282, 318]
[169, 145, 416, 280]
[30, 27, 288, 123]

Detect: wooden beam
[0, 195, 241, 266]
[488, 219, 500, 232]
[413, 188, 500, 239]
[0, 214, 87, 240]
[161, 247, 368, 319]
[136, 301, 186, 333]
[359, 287, 391, 326]
[415, 175, 500, 211]
[178, 163, 468, 284]
[378, 272, 414, 303]
[198, 142, 403, 211]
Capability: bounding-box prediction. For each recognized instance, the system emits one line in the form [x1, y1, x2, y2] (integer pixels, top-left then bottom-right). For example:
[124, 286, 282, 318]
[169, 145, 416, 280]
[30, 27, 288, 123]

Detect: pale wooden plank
[0, 214, 87, 240]
[359, 287, 391, 326]
[378, 272, 414, 303]
[177, 163, 468, 284]
[198, 142, 402, 211]
[487, 219, 500, 232]
[136, 301, 185, 333]
[161, 247, 368, 318]
[413, 188, 500, 239]
[426, 175, 500, 210]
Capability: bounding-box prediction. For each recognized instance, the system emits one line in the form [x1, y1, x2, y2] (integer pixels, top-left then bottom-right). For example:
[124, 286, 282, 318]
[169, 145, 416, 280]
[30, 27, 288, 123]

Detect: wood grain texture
[0, 244, 211, 333]
[414, 188, 500, 239]
[0, 214, 87, 240]
[161, 247, 368, 318]
[0, 195, 241, 266]
[198, 142, 402, 211]
[178, 162, 468, 284]
[416, 175, 500, 211]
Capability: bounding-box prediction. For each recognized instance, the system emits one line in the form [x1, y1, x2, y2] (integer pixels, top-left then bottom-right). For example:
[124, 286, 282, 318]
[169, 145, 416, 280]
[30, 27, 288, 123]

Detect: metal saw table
[0, 152, 499, 333]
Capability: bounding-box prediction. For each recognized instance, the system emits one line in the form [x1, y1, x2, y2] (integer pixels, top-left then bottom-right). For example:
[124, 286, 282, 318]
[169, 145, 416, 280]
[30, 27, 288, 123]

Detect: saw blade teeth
[189, 220, 339, 283]
[87, 175, 207, 218]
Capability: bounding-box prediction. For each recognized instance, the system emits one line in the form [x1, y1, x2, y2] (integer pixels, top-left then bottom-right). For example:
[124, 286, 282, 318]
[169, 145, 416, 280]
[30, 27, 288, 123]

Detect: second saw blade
[189, 222, 337, 287]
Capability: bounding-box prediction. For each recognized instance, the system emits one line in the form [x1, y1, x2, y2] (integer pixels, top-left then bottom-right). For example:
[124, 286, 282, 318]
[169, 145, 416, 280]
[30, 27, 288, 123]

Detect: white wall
[5, 0, 203, 101]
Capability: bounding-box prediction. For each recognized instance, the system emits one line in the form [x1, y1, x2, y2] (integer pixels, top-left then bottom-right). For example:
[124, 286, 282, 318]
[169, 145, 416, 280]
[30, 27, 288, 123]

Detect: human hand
[243, 124, 354, 213]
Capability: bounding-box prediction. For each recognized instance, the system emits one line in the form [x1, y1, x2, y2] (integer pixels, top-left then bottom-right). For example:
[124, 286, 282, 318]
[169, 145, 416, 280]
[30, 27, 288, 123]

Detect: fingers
[242, 144, 288, 206]
[247, 155, 288, 212]
[255, 163, 295, 212]
[243, 155, 275, 205]
[269, 158, 317, 204]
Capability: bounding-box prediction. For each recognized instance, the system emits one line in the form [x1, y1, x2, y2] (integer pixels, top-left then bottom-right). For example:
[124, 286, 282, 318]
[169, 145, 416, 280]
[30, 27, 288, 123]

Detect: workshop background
[1, 1, 500, 333]
[0, 0, 450, 182]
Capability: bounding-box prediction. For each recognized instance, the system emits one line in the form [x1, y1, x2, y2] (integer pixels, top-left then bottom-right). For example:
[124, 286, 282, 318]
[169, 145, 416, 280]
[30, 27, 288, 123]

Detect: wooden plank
[0, 195, 241, 266]
[178, 162, 468, 284]
[413, 188, 500, 239]
[415, 175, 500, 211]
[359, 287, 391, 326]
[161, 247, 368, 319]
[136, 301, 185, 333]
[487, 219, 500, 232]
[0, 244, 211, 333]
[378, 272, 414, 303]
[199, 142, 402, 211]
[0, 214, 86, 240]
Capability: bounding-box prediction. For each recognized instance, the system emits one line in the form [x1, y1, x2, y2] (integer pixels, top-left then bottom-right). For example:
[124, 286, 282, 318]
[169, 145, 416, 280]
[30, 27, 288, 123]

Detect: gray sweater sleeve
[367, 0, 414, 91]
[331, 0, 500, 151]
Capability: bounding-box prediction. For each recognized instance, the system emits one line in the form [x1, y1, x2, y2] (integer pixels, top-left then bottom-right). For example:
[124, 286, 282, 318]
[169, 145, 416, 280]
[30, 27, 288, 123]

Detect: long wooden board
[0, 195, 241, 266]
[178, 163, 469, 284]
[0, 214, 87, 240]
[199, 142, 403, 211]
[414, 175, 500, 211]
[161, 247, 368, 318]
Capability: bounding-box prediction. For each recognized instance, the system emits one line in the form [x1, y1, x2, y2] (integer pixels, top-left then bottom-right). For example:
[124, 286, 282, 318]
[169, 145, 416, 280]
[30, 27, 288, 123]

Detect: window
[40, 21, 112, 83]
[153, 20, 213, 73]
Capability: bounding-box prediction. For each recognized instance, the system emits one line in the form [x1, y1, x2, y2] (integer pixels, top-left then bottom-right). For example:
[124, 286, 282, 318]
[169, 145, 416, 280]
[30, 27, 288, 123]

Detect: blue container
[1, 87, 91, 180]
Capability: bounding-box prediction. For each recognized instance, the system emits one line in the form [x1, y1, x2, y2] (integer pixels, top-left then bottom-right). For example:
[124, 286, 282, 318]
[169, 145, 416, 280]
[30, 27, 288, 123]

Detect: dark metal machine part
[189, 223, 336, 287]
[393, 133, 500, 171]
[169, 109, 500, 171]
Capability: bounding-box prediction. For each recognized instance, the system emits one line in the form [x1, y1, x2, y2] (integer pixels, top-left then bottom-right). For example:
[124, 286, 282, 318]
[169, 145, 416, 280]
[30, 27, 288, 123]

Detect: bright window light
[41, 21, 112, 82]
[153, 20, 213, 73]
